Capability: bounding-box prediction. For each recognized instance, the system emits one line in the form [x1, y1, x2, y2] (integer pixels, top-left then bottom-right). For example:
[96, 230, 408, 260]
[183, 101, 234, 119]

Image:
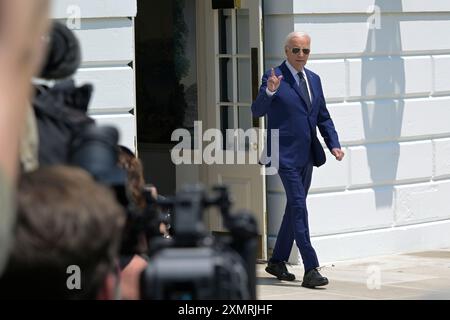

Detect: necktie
[298, 72, 311, 111]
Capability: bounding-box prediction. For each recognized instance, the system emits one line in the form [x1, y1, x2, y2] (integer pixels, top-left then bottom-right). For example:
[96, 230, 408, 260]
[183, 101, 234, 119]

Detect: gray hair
[284, 31, 311, 47]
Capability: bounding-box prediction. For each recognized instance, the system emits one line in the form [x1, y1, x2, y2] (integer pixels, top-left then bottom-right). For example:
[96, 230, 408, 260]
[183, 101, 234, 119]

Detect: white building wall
[51, 0, 137, 152]
[264, 0, 450, 264]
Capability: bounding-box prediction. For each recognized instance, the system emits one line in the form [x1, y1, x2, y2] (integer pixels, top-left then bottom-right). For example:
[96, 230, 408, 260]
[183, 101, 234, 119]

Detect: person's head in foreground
[0, 165, 125, 299]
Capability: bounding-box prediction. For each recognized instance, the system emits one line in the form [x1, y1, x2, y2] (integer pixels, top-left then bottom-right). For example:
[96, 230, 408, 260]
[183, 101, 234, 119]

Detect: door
[197, 0, 267, 259]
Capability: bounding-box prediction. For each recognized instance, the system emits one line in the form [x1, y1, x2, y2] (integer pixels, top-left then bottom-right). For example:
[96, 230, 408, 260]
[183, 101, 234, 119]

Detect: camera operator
[117, 145, 174, 299]
[116, 145, 150, 300]
[32, 21, 95, 167]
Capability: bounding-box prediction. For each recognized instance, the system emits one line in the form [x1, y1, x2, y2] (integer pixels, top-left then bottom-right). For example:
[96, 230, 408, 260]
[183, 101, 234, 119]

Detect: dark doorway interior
[135, 0, 197, 195]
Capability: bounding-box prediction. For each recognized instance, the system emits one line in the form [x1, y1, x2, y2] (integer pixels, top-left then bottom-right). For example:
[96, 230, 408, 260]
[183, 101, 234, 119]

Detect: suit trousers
[270, 155, 319, 272]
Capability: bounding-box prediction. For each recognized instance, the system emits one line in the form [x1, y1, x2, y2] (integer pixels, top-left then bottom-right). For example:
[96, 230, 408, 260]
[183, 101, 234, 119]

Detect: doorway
[135, 0, 198, 196]
[197, 0, 267, 258]
[135, 0, 267, 258]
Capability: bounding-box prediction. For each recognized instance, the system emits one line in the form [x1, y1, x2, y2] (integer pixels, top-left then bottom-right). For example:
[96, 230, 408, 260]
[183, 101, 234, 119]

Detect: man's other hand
[267, 68, 283, 92]
[331, 148, 345, 161]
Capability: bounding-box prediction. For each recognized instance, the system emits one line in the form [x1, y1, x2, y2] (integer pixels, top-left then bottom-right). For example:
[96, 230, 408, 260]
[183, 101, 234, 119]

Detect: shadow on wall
[361, 0, 405, 208]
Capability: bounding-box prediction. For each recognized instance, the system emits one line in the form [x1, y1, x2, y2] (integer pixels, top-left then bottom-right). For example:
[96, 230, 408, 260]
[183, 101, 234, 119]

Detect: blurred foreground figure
[0, 0, 50, 274]
[0, 166, 125, 299]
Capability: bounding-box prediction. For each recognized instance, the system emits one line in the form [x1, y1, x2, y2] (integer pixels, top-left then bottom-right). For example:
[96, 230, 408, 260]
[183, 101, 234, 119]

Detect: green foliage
[136, 0, 191, 143]
[173, 0, 190, 80]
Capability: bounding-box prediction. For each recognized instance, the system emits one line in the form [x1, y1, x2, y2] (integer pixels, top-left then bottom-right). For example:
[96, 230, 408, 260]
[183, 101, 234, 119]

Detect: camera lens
[70, 125, 126, 186]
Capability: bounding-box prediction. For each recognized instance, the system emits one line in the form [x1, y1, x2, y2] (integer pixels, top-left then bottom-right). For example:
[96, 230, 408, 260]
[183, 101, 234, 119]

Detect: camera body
[140, 185, 258, 300]
[140, 247, 249, 300]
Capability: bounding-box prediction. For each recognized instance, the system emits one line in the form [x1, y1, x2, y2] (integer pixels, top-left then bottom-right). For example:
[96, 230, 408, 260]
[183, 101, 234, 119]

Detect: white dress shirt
[266, 61, 312, 102]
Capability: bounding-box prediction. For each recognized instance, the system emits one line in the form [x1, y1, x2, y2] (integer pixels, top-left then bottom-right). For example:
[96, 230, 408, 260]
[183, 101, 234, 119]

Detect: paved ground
[257, 248, 450, 300]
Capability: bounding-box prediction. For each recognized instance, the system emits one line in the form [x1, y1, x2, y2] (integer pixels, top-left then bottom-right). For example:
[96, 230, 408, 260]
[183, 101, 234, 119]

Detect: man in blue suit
[252, 31, 344, 288]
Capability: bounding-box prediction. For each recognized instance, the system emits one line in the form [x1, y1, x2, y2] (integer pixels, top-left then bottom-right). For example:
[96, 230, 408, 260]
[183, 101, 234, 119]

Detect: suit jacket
[251, 61, 340, 168]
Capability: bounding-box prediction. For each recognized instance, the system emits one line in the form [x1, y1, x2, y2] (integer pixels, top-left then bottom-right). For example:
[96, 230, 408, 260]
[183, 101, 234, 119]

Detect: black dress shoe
[302, 268, 329, 288]
[265, 261, 296, 281]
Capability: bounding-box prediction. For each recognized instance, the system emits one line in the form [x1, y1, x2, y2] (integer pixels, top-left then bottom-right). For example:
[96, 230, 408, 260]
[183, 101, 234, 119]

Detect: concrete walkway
[257, 248, 450, 300]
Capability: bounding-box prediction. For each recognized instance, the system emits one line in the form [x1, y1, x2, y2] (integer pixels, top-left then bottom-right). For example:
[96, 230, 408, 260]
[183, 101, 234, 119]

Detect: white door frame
[195, 0, 267, 259]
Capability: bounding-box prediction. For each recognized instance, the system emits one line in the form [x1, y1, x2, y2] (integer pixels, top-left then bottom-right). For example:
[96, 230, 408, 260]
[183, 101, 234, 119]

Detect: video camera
[68, 124, 164, 256]
[71, 131, 260, 301]
[140, 184, 258, 300]
[68, 125, 258, 299]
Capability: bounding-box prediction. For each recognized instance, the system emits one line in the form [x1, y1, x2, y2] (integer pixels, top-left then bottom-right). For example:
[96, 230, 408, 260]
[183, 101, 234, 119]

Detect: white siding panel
[403, 56, 432, 95]
[293, 19, 369, 57]
[291, 0, 450, 14]
[266, 12, 450, 58]
[310, 149, 349, 192]
[307, 60, 346, 101]
[327, 100, 401, 144]
[92, 114, 136, 152]
[266, 148, 349, 193]
[434, 138, 450, 179]
[349, 141, 432, 186]
[312, 220, 450, 263]
[72, 18, 134, 65]
[401, 0, 450, 12]
[328, 98, 450, 144]
[348, 57, 432, 99]
[291, 15, 407, 57]
[308, 188, 394, 236]
[51, 0, 137, 19]
[400, 98, 450, 138]
[75, 67, 134, 113]
[433, 55, 450, 94]
[395, 181, 450, 226]
[400, 19, 450, 53]
[348, 58, 390, 98]
[326, 103, 366, 144]
[293, 0, 376, 14]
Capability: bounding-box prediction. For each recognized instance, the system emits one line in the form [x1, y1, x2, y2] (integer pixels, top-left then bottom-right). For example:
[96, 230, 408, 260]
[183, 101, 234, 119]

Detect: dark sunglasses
[291, 47, 310, 55]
